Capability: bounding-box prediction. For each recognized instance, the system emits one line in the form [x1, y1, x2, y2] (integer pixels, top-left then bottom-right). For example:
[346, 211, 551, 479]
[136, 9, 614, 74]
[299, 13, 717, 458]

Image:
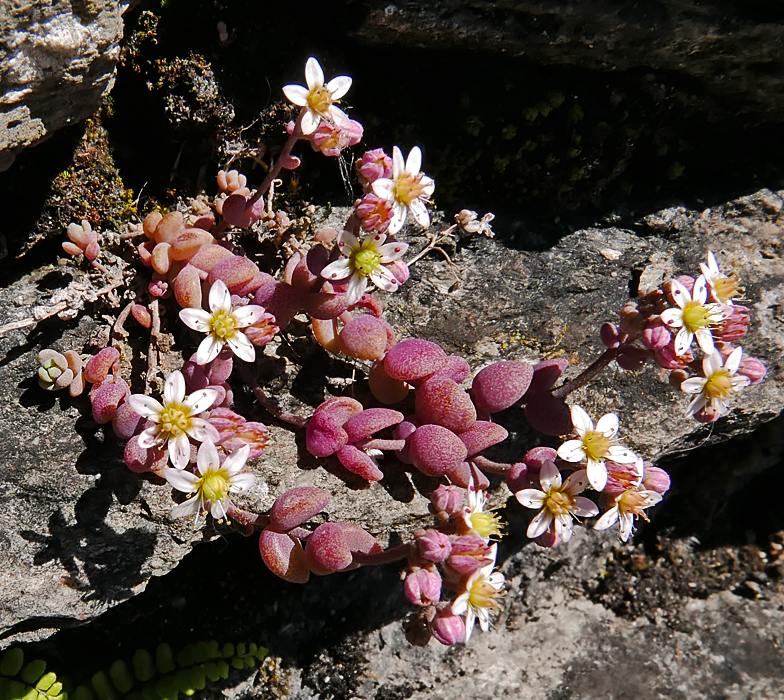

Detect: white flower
[163, 440, 255, 525]
[680, 346, 750, 418]
[515, 460, 599, 542]
[699, 251, 742, 305]
[594, 486, 662, 542]
[179, 280, 267, 364]
[127, 371, 219, 469]
[460, 477, 503, 541]
[451, 544, 505, 643]
[372, 146, 435, 234]
[660, 276, 725, 356]
[320, 230, 408, 304]
[282, 57, 352, 135]
[556, 405, 637, 492]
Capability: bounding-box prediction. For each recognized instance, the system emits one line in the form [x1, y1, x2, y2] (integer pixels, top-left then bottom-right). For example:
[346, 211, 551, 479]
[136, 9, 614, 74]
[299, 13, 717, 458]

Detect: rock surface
[0, 0, 123, 171]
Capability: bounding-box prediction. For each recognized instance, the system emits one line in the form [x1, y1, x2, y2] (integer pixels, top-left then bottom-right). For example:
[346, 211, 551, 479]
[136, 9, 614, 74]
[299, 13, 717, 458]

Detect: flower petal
[128, 395, 163, 420]
[372, 178, 394, 201]
[607, 446, 637, 464]
[669, 279, 691, 308]
[187, 417, 220, 443]
[184, 388, 220, 415]
[346, 273, 367, 305]
[305, 57, 324, 89]
[377, 241, 409, 262]
[137, 426, 161, 449]
[660, 308, 683, 329]
[595, 413, 619, 438]
[164, 371, 186, 405]
[539, 460, 561, 491]
[573, 496, 600, 517]
[692, 275, 708, 304]
[515, 488, 546, 510]
[195, 335, 223, 365]
[227, 332, 257, 362]
[196, 439, 220, 475]
[527, 508, 553, 539]
[327, 75, 352, 100]
[208, 279, 232, 313]
[563, 469, 591, 495]
[282, 84, 308, 106]
[369, 266, 399, 292]
[168, 433, 191, 469]
[337, 229, 360, 253]
[391, 146, 405, 177]
[233, 305, 266, 328]
[593, 506, 620, 531]
[408, 198, 430, 228]
[556, 439, 586, 463]
[321, 258, 352, 282]
[301, 110, 319, 135]
[389, 202, 408, 233]
[695, 328, 716, 355]
[674, 327, 693, 356]
[405, 146, 422, 175]
[172, 497, 202, 519]
[229, 472, 256, 492]
[570, 405, 593, 436]
[223, 444, 251, 474]
[586, 459, 608, 491]
[164, 467, 199, 492]
[179, 308, 211, 332]
[680, 377, 708, 394]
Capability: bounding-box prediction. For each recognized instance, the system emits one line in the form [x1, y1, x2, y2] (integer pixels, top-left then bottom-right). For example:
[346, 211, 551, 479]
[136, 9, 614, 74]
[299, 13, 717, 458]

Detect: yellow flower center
[545, 489, 574, 517]
[713, 274, 742, 304]
[704, 369, 734, 399]
[351, 248, 381, 277]
[307, 85, 332, 116]
[198, 469, 231, 503]
[681, 301, 713, 333]
[468, 578, 503, 610]
[582, 430, 611, 463]
[469, 510, 504, 540]
[208, 310, 238, 340]
[158, 403, 192, 438]
[393, 173, 428, 206]
[619, 490, 652, 520]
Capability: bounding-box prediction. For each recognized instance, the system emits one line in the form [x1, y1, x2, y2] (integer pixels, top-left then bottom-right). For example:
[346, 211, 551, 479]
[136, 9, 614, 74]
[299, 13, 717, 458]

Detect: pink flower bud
[642, 466, 671, 495]
[714, 305, 750, 342]
[654, 341, 692, 369]
[403, 568, 442, 606]
[429, 484, 464, 516]
[642, 320, 671, 350]
[416, 529, 452, 562]
[447, 535, 493, 575]
[534, 528, 561, 548]
[431, 608, 465, 646]
[355, 193, 394, 233]
[356, 148, 393, 188]
[738, 355, 767, 385]
[618, 302, 645, 337]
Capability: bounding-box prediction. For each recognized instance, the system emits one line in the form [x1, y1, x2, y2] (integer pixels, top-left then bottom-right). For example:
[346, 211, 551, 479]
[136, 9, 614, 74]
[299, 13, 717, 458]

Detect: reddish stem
[551, 347, 620, 399]
[353, 542, 412, 567]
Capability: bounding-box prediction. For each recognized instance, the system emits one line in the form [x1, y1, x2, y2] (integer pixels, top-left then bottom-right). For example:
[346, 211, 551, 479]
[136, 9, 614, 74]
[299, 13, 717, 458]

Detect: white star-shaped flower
[127, 371, 219, 469]
[660, 275, 725, 356]
[699, 251, 742, 306]
[451, 544, 505, 643]
[320, 230, 408, 305]
[282, 57, 352, 135]
[594, 484, 662, 542]
[372, 146, 435, 234]
[515, 460, 599, 542]
[179, 280, 267, 364]
[680, 346, 750, 418]
[163, 440, 255, 525]
[556, 405, 637, 492]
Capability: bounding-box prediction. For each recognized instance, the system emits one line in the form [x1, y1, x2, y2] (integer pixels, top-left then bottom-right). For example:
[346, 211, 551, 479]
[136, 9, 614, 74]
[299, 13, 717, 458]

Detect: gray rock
[353, 0, 784, 122]
[0, 0, 124, 171]
[1, 188, 782, 652]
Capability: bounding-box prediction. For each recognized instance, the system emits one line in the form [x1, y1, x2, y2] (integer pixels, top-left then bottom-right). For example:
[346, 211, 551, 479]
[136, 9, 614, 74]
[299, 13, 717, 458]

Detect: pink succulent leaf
[343, 408, 404, 442]
[522, 358, 569, 399]
[269, 487, 331, 531]
[259, 529, 310, 583]
[84, 347, 120, 384]
[336, 444, 384, 481]
[471, 360, 534, 414]
[383, 338, 448, 381]
[305, 523, 353, 575]
[524, 392, 572, 435]
[415, 376, 476, 434]
[458, 421, 508, 458]
[408, 424, 468, 477]
[306, 412, 349, 458]
[92, 382, 129, 424]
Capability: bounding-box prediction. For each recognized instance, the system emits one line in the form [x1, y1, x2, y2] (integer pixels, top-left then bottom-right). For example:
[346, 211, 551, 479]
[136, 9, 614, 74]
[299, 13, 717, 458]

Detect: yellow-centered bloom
[680, 346, 750, 418]
[661, 275, 725, 356]
[282, 57, 352, 135]
[372, 146, 435, 235]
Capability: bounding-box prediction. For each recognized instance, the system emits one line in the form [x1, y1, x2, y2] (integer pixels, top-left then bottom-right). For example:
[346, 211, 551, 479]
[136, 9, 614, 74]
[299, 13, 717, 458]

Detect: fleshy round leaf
[269, 487, 331, 531]
[458, 420, 508, 457]
[383, 338, 447, 381]
[305, 523, 353, 575]
[415, 376, 476, 434]
[344, 408, 404, 442]
[259, 530, 310, 583]
[471, 360, 534, 414]
[408, 424, 468, 477]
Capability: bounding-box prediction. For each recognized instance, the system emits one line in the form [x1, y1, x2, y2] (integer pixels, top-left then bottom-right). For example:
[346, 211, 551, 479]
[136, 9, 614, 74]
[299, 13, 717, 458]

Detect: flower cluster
[40, 56, 769, 652]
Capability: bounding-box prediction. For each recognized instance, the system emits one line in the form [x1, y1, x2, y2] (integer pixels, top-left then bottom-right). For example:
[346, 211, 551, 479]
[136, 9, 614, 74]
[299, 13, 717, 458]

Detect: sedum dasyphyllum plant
[36, 57, 768, 648]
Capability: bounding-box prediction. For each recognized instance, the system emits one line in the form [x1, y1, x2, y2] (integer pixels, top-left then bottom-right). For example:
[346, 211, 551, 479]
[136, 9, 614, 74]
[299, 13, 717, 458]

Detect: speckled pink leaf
[471, 360, 534, 414]
[416, 376, 476, 434]
[383, 338, 447, 381]
[269, 487, 331, 531]
[408, 424, 468, 477]
[259, 529, 310, 583]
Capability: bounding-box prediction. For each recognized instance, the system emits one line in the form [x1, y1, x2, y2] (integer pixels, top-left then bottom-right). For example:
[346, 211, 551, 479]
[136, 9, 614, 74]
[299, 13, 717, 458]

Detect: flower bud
[429, 484, 464, 517]
[642, 320, 671, 350]
[403, 568, 442, 606]
[642, 466, 671, 495]
[416, 529, 452, 562]
[738, 355, 767, 385]
[447, 535, 493, 576]
[430, 608, 465, 646]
